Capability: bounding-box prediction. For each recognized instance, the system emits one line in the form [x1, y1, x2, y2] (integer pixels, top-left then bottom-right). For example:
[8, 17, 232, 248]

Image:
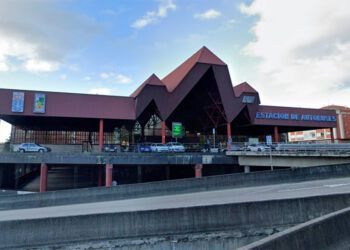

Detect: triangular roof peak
[196, 46, 226, 65]
[233, 82, 258, 97]
[143, 73, 164, 86]
[162, 46, 226, 92]
[130, 73, 165, 97]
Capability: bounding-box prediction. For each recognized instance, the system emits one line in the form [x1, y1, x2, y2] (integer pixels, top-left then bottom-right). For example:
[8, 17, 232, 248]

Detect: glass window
[242, 95, 255, 104]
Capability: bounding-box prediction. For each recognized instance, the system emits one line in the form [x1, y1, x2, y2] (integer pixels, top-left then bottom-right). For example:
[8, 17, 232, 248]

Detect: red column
[105, 164, 113, 187]
[227, 123, 232, 150]
[195, 164, 203, 178]
[99, 119, 104, 152]
[39, 163, 48, 192]
[98, 166, 103, 187]
[161, 121, 166, 144]
[274, 126, 279, 143]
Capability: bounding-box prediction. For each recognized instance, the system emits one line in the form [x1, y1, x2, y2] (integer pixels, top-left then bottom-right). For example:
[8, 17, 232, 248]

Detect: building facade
[0, 47, 338, 151]
[288, 106, 350, 143]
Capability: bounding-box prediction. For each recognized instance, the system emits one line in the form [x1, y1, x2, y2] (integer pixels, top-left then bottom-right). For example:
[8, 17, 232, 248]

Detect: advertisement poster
[11, 92, 25, 112]
[172, 122, 183, 138]
[33, 93, 46, 113]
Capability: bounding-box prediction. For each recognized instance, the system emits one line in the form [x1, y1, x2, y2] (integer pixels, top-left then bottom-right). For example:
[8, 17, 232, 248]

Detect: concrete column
[227, 123, 232, 150]
[161, 121, 166, 144]
[39, 163, 48, 192]
[73, 166, 78, 188]
[105, 164, 113, 187]
[165, 165, 170, 180]
[244, 166, 250, 173]
[274, 126, 279, 143]
[98, 165, 103, 187]
[195, 164, 203, 178]
[137, 165, 142, 183]
[99, 119, 104, 152]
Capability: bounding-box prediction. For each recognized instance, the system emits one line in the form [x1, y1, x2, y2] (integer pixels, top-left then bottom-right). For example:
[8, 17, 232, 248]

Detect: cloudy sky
[1, 0, 350, 141]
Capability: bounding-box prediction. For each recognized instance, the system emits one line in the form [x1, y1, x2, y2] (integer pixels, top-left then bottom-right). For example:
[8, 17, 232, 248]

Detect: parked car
[166, 142, 186, 152]
[137, 143, 152, 153]
[150, 143, 169, 152]
[246, 144, 271, 152]
[17, 143, 51, 153]
[104, 144, 120, 153]
[226, 144, 243, 152]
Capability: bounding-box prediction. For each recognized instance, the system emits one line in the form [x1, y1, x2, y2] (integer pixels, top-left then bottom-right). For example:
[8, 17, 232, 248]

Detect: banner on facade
[11, 92, 25, 113]
[172, 122, 183, 138]
[33, 93, 46, 113]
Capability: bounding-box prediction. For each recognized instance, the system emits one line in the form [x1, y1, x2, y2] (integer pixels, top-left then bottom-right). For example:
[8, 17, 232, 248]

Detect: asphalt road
[1, 177, 350, 222]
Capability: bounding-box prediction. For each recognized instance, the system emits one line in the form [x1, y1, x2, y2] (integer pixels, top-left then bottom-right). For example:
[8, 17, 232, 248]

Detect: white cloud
[131, 0, 176, 29]
[0, 120, 11, 143]
[194, 9, 221, 20]
[99, 72, 132, 84]
[0, 0, 99, 73]
[240, 0, 350, 108]
[0, 61, 10, 72]
[88, 88, 112, 95]
[24, 59, 59, 73]
[100, 72, 110, 79]
[115, 74, 132, 84]
[84, 76, 92, 81]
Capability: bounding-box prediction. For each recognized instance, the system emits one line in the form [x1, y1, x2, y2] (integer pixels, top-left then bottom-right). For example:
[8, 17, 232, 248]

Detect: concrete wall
[240, 206, 350, 250]
[1, 193, 350, 249]
[2, 163, 350, 210]
[0, 152, 238, 165]
[238, 155, 350, 167]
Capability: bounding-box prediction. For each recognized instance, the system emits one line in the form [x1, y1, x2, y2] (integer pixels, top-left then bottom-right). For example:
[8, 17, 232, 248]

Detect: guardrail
[7, 142, 350, 154]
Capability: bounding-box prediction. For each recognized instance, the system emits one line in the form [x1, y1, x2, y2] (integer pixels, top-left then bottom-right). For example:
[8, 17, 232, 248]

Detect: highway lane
[0, 177, 350, 222]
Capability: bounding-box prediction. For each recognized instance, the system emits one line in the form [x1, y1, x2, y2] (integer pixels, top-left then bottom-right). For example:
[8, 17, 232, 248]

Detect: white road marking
[278, 186, 322, 192]
[324, 183, 350, 188]
[279, 182, 350, 192]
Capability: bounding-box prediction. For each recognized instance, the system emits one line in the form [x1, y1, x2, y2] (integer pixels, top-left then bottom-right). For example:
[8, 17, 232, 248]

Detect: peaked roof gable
[130, 74, 165, 98]
[233, 82, 258, 97]
[162, 46, 226, 92]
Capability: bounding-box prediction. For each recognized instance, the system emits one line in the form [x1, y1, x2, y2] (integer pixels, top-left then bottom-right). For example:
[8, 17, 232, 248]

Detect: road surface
[1, 177, 350, 221]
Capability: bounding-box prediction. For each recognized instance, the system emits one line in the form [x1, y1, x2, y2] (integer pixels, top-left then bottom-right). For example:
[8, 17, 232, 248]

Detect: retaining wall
[1, 163, 350, 210]
[240, 206, 350, 250]
[1, 193, 350, 249]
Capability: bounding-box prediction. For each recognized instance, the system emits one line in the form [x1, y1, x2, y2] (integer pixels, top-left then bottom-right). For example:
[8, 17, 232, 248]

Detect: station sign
[255, 112, 336, 122]
[172, 122, 183, 138]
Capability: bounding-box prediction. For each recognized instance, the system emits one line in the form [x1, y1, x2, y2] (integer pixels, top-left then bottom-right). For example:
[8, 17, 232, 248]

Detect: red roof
[162, 46, 226, 92]
[130, 74, 165, 97]
[233, 82, 257, 97]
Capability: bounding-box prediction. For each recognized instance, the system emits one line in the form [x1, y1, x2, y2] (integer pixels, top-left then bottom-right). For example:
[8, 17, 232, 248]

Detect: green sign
[172, 122, 183, 138]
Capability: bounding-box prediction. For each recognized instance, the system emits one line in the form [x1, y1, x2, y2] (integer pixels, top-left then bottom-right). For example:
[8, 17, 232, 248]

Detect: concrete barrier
[1, 163, 350, 210]
[0, 152, 238, 165]
[1, 193, 350, 249]
[239, 206, 350, 250]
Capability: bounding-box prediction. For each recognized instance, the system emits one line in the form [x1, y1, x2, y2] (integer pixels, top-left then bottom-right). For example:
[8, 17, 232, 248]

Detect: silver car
[17, 143, 51, 153]
[247, 144, 270, 152]
[166, 142, 185, 152]
[150, 143, 169, 152]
